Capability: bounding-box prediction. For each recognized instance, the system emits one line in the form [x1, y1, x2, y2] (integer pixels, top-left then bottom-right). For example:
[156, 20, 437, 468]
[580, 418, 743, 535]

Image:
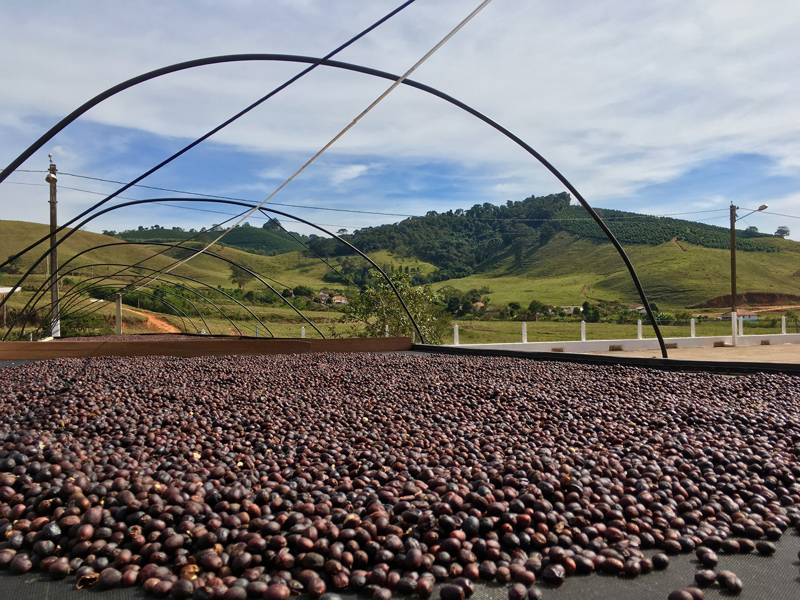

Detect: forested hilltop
[113, 219, 306, 255]
[305, 193, 781, 282]
[116, 192, 782, 283]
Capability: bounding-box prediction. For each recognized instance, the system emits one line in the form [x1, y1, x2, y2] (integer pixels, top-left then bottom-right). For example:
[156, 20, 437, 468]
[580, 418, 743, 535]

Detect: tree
[1, 255, 21, 274]
[527, 299, 548, 320]
[293, 285, 315, 298]
[342, 272, 451, 343]
[775, 225, 790, 239]
[507, 301, 521, 318]
[509, 223, 536, 267]
[228, 263, 256, 290]
[582, 301, 600, 323]
[743, 226, 759, 236]
[263, 218, 281, 230]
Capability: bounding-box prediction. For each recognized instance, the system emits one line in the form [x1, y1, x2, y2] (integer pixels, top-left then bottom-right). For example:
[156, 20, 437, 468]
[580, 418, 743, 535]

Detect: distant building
[628, 305, 648, 314]
[472, 301, 485, 308]
[721, 310, 758, 322]
[561, 305, 583, 316]
[331, 296, 349, 305]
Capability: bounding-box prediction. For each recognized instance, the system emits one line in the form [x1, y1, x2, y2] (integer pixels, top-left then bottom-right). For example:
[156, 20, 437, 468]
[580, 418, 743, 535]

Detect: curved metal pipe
[22, 273, 200, 338]
[25, 245, 273, 337]
[59, 267, 215, 334]
[48, 282, 192, 337]
[1, 196, 420, 341]
[0, 54, 665, 355]
[4, 234, 308, 339]
[0, 0, 417, 266]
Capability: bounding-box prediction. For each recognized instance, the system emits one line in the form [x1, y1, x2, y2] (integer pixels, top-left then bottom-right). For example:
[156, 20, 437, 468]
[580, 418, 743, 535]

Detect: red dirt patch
[697, 293, 800, 309]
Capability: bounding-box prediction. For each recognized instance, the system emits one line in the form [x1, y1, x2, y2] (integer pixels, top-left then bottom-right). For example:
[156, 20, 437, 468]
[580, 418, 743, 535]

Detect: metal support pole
[731, 310, 738, 347]
[46, 159, 60, 337]
[637, 319, 642, 340]
[116, 292, 122, 335]
[690, 318, 695, 338]
[782, 316, 787, 335]
[453, 323, 459, 345]
[522, 322, 527, 343]
[730, 204, 737, 319]
[580, 320, 586, 341]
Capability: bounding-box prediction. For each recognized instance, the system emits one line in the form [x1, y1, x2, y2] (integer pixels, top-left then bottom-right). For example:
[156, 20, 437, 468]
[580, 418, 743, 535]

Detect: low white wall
[452, 333, 800, 354]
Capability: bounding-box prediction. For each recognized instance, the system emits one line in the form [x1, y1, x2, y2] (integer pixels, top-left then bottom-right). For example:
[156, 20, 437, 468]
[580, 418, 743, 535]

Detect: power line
[19, 175, 745, 223]
[9, 175, 795, 228]
[136, 0, 495, 302]
[58, 172, 418, 218]
[762, 210, 800, 221]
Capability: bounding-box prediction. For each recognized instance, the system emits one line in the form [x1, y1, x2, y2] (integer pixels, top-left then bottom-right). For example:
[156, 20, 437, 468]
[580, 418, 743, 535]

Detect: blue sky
[1, 0, 798, 240]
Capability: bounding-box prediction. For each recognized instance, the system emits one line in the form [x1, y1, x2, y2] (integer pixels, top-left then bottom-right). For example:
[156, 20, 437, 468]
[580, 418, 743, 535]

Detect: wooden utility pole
[46, 156, 60, 337]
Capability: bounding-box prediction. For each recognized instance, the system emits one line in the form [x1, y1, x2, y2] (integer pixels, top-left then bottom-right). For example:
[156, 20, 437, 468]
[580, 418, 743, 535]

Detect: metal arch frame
[2, 198, 424, 342]
[9, 245, 273, 338]
[2, 238, 323, 341]
[17, 273, 198, 339]
[0, 53, 666, 356]
[51, 269, 215, 336]
[85, 264, 262, 336]
[66, 270, 241, 337]
[59, 283, 194, 337]
[56, 284, 193, 337]
[31, 267, 213, 335]
[83, 242, 324, 337]
[48, 243, 274, 335]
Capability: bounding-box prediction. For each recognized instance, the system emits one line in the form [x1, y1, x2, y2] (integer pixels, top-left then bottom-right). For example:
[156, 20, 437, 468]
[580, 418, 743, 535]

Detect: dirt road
[122, 308, 180, 334]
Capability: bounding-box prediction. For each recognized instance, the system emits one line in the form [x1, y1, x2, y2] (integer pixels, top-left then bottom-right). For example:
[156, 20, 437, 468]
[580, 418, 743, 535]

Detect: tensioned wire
[0, 0, 420, 276]
[10, 172, 756, 223]
[137, 0, 496, 291]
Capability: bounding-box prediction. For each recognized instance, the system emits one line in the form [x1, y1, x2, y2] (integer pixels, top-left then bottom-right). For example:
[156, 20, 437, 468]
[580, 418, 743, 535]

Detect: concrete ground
[592, 342, 800, 363]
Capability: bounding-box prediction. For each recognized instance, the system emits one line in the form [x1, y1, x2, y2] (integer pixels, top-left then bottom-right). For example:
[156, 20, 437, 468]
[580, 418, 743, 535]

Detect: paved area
[592, 342, 800, 363]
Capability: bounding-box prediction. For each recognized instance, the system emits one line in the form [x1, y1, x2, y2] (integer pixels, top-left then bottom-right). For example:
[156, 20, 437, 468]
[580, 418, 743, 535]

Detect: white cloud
[0, 0, 797, 230]
[51, 146, 79, 162]
[329, 164, 369, 186]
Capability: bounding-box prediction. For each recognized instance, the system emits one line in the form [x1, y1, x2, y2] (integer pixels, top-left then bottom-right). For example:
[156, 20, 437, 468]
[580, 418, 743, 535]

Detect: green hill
[432, 232, 800, 309]
[300, 193, 785, 284]
[0, 220, 330, 293]
[3, 190, 799, 316]
[115, 219, 307, 256]
[556, 205, 779, 252]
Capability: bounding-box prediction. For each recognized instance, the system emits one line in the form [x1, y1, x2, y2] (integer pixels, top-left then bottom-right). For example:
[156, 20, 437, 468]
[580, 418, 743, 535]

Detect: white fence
[451, 315, 800, 354]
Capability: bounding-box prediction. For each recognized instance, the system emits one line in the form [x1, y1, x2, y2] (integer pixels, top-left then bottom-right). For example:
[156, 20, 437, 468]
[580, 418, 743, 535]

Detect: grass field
[3, 283, 791, 343]
[5, 221, 800, 312]
[448, 320, 747, 345]
[3, 220, 800, 342]
[436, 234, 800, 310]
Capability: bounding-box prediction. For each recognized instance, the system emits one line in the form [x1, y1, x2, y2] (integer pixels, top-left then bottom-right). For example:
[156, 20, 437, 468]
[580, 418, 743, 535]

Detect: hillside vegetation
[115, 219, 306, 255]
[3, 190, 799, 316]
[434, 233, 800, 309]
